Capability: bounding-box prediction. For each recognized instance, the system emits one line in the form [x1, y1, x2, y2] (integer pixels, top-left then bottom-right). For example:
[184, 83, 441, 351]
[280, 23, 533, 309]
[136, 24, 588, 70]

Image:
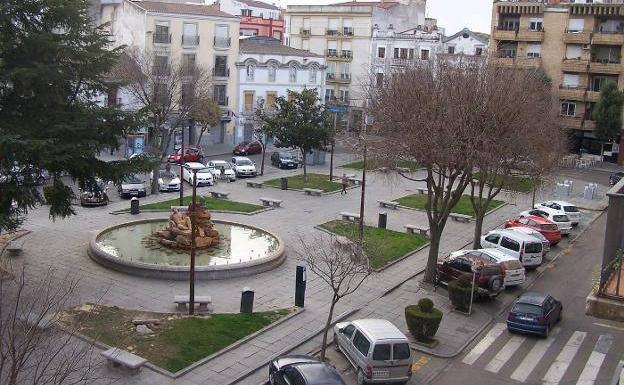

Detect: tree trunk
[302, 150, 308, 182]
[196, 126, 207, 147]
[260, 139, 267, 176]
[151, 161, 160, 195]
[423, 227, 441, 283]
[320, 295, 338, 362]
[472, 212, 485, 249]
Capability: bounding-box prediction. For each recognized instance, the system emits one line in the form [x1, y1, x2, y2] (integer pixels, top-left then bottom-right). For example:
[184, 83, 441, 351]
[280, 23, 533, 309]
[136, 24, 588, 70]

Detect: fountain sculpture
[154, 205, 219, 249]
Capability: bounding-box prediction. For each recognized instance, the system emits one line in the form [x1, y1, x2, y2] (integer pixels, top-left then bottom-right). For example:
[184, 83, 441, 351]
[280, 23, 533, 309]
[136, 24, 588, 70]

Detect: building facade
[490, 0, 624, 164]
[235, 36, 326, 143]
[99, 0, 240, 146]
[443, 27, 489, 56]
[215, 0, 284, 40]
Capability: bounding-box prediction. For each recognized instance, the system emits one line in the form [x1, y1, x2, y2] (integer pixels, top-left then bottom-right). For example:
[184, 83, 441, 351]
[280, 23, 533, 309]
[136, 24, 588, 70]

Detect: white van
[333, 319, 412, 384]
[481, 229, 543, 268]
[507, 226, 550, 255]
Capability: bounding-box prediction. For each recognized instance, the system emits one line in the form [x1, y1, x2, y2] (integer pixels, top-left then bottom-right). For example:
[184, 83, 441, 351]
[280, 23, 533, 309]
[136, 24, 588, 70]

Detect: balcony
[212, 67, 230, 78]
[562, 58, 589, 73]
[214, 37, 231, 49]
[182, 35, 200, 46]
[518, 29, 544, 42]
[327, 50, 352, 61]
[326, 49, 339, 57]
[326, 73, 336, 80]
[559, 85, 586, 101]
[586, 90, 601, 102]
[300, 28, 311, 36]
[340, 50, 353, 60]
[492, 56, 541, 69]
[343, 27, 354, 36]
[559, 116, 583, 130]
[492, 27, 517, 41]
[153, 33, 171, 44]
[589, 59, 622, 74]
[326, 73, 351, 83]
[563, 31, 591, 45]
[592, 31, 624, 46]
[583, 120, 596, 131]
[325, 96, 349, 105]
[391, 58, 416, 66]
[326, 29, 340, 36]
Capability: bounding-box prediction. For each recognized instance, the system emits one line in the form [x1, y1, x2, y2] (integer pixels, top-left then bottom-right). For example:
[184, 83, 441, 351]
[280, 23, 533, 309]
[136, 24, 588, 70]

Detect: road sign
[326, 105, 349, 113]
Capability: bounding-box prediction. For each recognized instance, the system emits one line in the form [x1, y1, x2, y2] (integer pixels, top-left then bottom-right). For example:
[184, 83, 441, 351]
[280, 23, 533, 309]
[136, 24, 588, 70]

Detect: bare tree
[1, 267, 104, 385]
[191, 96, 222, 147]
[114, 48, 213, 193]
[296, 235, 371, 361]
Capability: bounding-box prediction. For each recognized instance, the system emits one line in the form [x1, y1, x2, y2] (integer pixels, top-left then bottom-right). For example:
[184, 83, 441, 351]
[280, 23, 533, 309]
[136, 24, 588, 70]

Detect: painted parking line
[411, 355, 430, 373]
[462, 323, 507, 366]
[576, 334, 613, 385]
[485, 335, 526, 374]
[542, 331, 587, 385]
[510, 327, 561, 383]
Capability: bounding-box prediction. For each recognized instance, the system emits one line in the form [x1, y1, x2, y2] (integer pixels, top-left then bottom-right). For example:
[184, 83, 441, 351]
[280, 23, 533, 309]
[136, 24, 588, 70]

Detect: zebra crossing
[461, 323, 617, 384]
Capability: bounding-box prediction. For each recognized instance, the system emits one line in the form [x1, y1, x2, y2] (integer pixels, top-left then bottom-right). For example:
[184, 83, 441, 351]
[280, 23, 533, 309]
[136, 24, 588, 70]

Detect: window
[246, 63, 255, 81]
[214, 25, 230, 48]
[342, 41, 352, 58]
[343, 18, 353, 35]
[182, 23, 199, 46]
[475, 47, 483, 56]
[240, 29, 258, 36]
[393, 343, 411, 360]
[328, 18, 339, 35]
[289, 64, 297, 82]
[327, 62, 336, 78]
[529, 20, 543, 31]
[241, 9, 252, 16]
[273, 30, 282, 40]
[561, 101, 576, 116]
[376, 73, 384, 88]
[342, 324, 355, 338]
[527, 44, 541, 58]
[154, 21, 170, 44]
[325, 88, 335, 101]
[400, 48, 408, 59]
[180, 82, 193, 106]
[153, 54, 169, 75]
[182, 53, 196, 75]
[448, 46, 455, 54]
[213, 84, 227, 105]
[266, 92, 277, 111]
[485, 234, 500, 244]
[327, 40, 338, 56]
[268, 63, 277, 82]
[409, 49, 414, 59]
[340, 63, 350, 80]
[302, 39, 310, 51]
[378, 46, 386, 58]
[421, 50, 430, 60]
[352, 331, 371, 357]
[563, 73, 580, 88]
[244, 91, 254, 112]
[372, 344, 391, 361]
[339, 89, 349, 102]
[214, 56, 228, 77]
[394, 48, 400, 59]
[302, 18, 311, 35]
[525, 242, 542, 254]
[500, 237, 520, 252]
[309, 65, 318, 82]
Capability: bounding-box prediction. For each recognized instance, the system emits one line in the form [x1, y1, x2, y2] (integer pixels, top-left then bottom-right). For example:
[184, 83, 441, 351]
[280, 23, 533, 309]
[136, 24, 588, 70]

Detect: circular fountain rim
[88, 218, 286, 280]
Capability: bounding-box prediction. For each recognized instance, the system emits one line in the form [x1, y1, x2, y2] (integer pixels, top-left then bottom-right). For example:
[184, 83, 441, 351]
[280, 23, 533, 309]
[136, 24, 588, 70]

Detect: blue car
[507, 292, 562, 337]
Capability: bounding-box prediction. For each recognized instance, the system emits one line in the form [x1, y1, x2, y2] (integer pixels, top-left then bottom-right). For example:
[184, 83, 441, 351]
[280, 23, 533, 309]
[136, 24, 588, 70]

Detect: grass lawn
[64, 304, 292, 372]
[341, 159, 420, 171]
[395, 194, 505, 217]
[473, 172, 538, 193]
[319, 220, 428, 269]
[264, 173, 342, 192]
[115, 196, 263, 213]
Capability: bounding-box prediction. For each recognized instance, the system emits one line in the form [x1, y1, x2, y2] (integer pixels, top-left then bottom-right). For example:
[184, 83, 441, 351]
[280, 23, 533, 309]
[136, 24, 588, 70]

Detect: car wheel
[333, 334, 340, 351]
[356, 369, 367, 385]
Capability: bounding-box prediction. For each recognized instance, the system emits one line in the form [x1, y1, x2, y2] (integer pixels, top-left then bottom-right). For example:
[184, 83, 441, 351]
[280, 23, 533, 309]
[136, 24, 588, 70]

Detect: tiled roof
[332, 1, 399, 9]
[443, 27, 490, 44]
[130, 1, 238, 18]
[239, 36, 324, 57]
[238, 0, 280, 11]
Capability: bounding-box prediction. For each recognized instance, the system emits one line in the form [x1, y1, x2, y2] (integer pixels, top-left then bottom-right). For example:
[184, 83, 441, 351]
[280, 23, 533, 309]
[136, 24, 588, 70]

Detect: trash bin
[281, 177, 288, 190]
[240, 287, 254, 314]
[378, 212, 387, 229]
[130, 197, 140, 215]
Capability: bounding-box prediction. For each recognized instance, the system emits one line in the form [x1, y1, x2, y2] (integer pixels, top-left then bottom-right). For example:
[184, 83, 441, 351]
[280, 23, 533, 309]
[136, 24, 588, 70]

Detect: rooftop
[239, 36, 323, 57]
[238, 0, 280, 11]
[332, 1, 399, 9]
[130, 1, 237, 18]
[443, 27, 489, 44]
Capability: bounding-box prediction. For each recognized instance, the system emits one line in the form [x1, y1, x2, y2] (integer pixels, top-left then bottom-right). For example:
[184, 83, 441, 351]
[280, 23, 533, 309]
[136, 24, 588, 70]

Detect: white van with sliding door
[481, 229, 543, 269]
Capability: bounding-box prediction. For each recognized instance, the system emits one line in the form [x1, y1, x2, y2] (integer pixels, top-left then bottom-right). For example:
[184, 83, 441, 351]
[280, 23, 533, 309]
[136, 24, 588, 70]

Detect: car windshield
[214, 163, 231, 169]
[524, 242, 542, 254]
[513, 303, 543, 315]
[563, 206, 579, 213]
[125, 176, 142, 184]
[280, 153, 294, 159]
[160, 170, 176, 178]
[553, 215, 569, 222]
[541, 224, 558, 231]
[237, 159, 253, 166]
[198, 168, 211, 173]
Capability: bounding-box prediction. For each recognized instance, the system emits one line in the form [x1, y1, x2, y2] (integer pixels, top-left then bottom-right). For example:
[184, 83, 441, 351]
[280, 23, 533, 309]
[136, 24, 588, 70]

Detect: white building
[235, 36, 326, 142]
[442, 27, 489, 56]
[215, 0, 280, 21]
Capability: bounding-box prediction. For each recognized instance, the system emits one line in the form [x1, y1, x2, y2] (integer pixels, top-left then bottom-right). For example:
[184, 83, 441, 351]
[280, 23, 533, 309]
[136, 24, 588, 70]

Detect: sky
[275, 0, 493, 35]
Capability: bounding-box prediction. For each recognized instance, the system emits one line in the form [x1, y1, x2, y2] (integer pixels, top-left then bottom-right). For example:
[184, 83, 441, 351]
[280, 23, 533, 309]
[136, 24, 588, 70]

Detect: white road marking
[462, 323, 506, 365]
[542, 331, 587, 385]
[485, 335, 525, 373]
[593, 322, 624, 332]
[576, 334, 613, 385]
[510, 327, 561, 383]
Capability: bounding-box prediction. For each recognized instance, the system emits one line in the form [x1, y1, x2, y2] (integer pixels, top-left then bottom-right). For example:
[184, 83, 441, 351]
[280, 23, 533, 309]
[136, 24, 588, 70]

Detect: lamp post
[187, 165, 200, 315]
[179, 126, 186, 206]
[358, 111, 372, 242]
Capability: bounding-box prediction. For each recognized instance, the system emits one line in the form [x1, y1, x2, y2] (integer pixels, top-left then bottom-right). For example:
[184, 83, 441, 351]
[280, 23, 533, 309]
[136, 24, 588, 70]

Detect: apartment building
[100, 0, 240, 145]
[490, 0, 624, 164]
[235, 36, 326, 142]
[215, 0, 284, 40]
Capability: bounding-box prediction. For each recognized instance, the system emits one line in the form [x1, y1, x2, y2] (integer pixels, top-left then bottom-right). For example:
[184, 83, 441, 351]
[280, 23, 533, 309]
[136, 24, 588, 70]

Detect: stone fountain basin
[88, 218, 286, 280]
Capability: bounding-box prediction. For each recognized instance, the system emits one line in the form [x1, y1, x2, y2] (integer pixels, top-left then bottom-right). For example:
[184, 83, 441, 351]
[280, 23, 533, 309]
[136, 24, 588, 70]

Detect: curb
[110, 207, 272, 216]
[393, 200, 509, 221]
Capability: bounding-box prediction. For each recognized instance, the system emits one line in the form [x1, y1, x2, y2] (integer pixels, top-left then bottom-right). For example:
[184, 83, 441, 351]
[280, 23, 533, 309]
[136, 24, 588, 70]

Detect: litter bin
[130, 197, 140, 215]
[240, 287, 254, 314]
[378, 212, 387, 229]
[281, 177, 288, 190]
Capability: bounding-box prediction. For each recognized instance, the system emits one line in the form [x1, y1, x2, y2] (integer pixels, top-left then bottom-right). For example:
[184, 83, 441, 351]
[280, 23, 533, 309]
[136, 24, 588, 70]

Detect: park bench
[101, 348, 147, 373]
[259, 197, 283, 207]
[415, 187, 427, 195]
[340, 212, 360, 223]
[344, 173, 356, 179]
[449, 213, 472, 223]
[378, 167, 389, 173]
[174, 295, 212, 312]
[5, 238, 25, 256]
[303, 188, 323, 197]
[348, 177, 362, 186]
[209, 191, 230, 199]
[404, 224, 429, 237]
[246, 181, 263, 188]
[378, 200, 399, 209]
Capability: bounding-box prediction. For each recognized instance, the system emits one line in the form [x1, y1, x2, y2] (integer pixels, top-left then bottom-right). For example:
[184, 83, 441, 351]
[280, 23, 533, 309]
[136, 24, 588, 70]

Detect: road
[431, 212, 624, 385]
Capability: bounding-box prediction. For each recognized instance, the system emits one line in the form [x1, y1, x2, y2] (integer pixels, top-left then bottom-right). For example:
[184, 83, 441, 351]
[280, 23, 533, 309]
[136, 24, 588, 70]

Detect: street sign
[327, 105, 349, 113]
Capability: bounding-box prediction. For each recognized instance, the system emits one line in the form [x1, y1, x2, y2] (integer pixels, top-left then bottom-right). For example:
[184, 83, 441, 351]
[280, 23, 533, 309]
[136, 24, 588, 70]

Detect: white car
[480, 229, 543, 268]
[150, 169, 181, 192]
[231, 156, 257, 177]
[182, 162, 214, 186]
[506, 226, 550, 255]
[207, 160, 236, 182]
[535, 201, 581, 226]
[118, 175, 147, 198]
[520, 208, 572, 236]
[450, 248, 526, 288]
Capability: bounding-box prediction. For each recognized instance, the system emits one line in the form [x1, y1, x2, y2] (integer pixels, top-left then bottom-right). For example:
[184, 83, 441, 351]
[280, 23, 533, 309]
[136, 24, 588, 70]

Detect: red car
[436, 252, 504, 296]
[504, 215, 562, 246]
[233, 140, 262, 155]
[168, 147, 203, 164]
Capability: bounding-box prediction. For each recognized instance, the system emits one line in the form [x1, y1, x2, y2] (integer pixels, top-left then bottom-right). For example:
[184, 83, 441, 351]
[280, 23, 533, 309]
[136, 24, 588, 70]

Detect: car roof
[478, 248, 517, 261]
[523, 215, 553, 225]
[232, 156, 250, 160]
[517, 292, 549, 305]
[351, 319, 408, 341]
[274, 355, 319, 369]
[544, 200, 575, 207]
[507, 226, 547, 239]
[486, 229, 540, 243]
[296, 362, 345, 385]
[211, 160, 228, 164]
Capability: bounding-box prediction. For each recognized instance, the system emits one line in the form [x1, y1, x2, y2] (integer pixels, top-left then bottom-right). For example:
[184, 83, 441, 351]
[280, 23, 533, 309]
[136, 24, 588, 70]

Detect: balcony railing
[343, 27, 354, 36]
[300, 28, 311, 36]
[589, 59, 622, 74]
[326, 73, 336, 80]
[558, 85, 586, 101]
[340, 73, 351, 81]
[341, 50, 352, 58]
[563, 30, 591, 44]
[182, 66, 197, 76]
[326, 29, 339, 36]
[153, 33, 171, 44]
[212, 67, 230, 77]
[214, 36, 231, 48]
[391, 58, 415, 66]
[326, 49, 338, 57]
[182, 35, 200, 46]
[592, 32, 624, 45]
[325, 96, 349, 105]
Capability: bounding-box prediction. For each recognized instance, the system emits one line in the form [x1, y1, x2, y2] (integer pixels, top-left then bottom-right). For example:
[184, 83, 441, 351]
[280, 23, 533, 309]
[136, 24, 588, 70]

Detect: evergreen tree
[593, 81, 624, 159]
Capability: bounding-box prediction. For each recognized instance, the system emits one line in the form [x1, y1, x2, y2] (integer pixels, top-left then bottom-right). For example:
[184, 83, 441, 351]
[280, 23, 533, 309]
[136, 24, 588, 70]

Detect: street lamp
[185, 162, 203, 315]
[179, 126, 186, 206]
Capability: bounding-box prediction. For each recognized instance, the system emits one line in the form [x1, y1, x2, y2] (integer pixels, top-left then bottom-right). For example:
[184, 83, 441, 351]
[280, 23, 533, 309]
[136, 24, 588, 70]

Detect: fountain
[154, 206, 219, 249]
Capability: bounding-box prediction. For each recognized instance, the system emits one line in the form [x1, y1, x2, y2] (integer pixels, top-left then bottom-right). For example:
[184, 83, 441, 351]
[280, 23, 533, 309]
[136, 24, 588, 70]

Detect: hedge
[404, 298, 443, 342]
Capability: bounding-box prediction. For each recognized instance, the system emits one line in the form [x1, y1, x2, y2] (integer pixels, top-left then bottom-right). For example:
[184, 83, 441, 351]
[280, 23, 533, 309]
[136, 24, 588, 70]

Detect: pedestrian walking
[341, 174, 349, 195]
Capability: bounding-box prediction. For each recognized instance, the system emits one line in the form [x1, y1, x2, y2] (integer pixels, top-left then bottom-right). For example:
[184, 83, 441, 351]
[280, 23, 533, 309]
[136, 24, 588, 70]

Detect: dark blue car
[267, 355, 346, 385]
[507, 292, 562, 337]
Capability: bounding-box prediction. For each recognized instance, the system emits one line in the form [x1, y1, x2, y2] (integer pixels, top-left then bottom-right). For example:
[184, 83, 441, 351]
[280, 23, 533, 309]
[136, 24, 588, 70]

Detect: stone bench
[340, 212, 360, 222]
[101, 348, 147, 373]
[378, 200, 399, 209]
[344, 173, 356, 179]
[5, 238, 25, 256]
[416, 187, 427, 195]
[449, 213, 472, 223]
[404, 224, 429, 236]
[260, 197, 283, 207]
[348, 177, 362, 185]
[303, 188, 323, 196]
[246, 181, 263, 188]
[334, 235, 353, 248]
[174, 295, 213, 312]
[209, 191, 230, 199]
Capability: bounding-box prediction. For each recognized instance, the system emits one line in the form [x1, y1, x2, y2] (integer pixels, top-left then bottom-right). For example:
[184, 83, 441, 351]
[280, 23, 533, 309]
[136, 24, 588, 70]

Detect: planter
[404, 298, 443, 343]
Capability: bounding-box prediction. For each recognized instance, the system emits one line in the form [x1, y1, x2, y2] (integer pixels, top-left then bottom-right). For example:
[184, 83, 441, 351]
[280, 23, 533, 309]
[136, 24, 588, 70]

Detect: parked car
[504, 215, 562, 246]
[273, 138, 292, 148]
[333, 319, 412, 385]
[271, 151, 298, 169]
[481, 229, 544, 268]
[267, 355, 346, 385]
[182, 162, 214, 186]
[507, 292, 562, 337]
[231, 156, 257, 177]
[233, 140, 262, 155]
[610, 171, 624, 186]
[436, 252, 504, 296]
[118, 175, 147, 198]
[3, 165, 50, 185]
[506, 226, 551, 256]
[535, 201, 581, 226]
[520, 208, 572, 236]
[80, 178, 109, 207]
[450, 249, 526, 287]
[207, 160, 236, 182]
[150, 169, 181, 192]
[167, 147, 203, 164]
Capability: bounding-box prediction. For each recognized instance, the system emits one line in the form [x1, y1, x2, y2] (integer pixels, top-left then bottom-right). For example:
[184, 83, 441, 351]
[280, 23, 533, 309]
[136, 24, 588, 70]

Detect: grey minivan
[333, 319, 412, 385]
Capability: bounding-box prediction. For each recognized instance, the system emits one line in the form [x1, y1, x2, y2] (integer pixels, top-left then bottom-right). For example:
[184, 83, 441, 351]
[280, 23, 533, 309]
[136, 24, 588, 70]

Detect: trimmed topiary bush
[405, 298, 443, 342]
[448, 279, 473, 312]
